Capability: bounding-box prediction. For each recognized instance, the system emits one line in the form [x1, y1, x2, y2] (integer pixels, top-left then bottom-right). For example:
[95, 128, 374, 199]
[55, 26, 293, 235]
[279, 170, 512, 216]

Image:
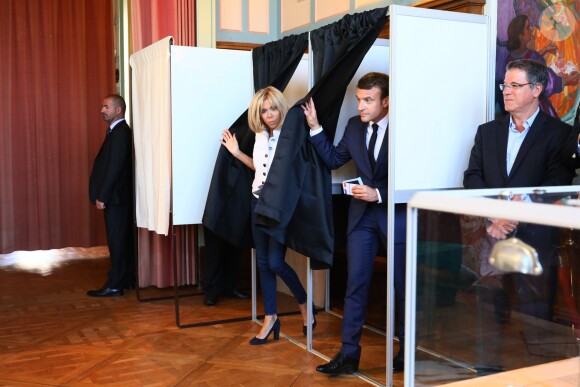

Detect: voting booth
[130, 5, 490, 386]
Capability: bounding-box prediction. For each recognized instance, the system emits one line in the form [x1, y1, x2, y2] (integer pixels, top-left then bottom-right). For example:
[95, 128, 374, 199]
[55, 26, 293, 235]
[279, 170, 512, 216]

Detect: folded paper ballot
[342, 177, 363, 195]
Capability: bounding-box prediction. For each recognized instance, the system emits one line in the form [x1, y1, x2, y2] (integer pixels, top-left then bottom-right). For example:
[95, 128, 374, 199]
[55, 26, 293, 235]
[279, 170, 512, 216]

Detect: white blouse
[252, 128, 281, 198]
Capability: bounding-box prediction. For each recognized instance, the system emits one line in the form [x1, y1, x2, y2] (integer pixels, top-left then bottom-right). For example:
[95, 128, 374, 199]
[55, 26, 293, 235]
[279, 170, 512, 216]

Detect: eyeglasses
[499, 83, 533, 91]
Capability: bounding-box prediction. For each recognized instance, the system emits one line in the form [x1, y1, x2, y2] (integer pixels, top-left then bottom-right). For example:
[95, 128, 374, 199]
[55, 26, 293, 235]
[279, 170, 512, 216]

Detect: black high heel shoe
[249, 318, 281, 345]
[303, 317, 317, 336]
[302, 304, 318, 336]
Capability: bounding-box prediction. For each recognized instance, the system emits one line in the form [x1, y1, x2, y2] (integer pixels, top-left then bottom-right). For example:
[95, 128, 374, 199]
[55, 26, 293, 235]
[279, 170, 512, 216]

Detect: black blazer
[562, 124, 580, 171]
[89, 120, 133, 206]
[310, 116, 388, 237]
[464, 110, 573, 189]
[253, 105, 335, 268]
[463, 110, 573, 265]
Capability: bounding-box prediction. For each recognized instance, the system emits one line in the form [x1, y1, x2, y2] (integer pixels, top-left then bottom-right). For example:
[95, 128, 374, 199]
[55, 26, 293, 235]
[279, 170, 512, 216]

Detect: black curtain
[252, 34, 310, 93]
[255, 7, 388, 268]
[202, 33, 308, 247]
[308, 7, 388, 142]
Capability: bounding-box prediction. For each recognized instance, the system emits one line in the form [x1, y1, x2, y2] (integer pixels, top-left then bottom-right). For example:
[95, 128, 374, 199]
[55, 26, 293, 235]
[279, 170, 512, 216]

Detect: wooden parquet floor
[0, 247, 397, 386]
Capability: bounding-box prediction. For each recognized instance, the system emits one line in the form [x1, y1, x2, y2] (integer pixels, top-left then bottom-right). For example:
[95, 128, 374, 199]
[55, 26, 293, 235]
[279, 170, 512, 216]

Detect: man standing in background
[562, 103, 580, 174]
[88, 94, 135, 297]
[464, 59, 573, 321]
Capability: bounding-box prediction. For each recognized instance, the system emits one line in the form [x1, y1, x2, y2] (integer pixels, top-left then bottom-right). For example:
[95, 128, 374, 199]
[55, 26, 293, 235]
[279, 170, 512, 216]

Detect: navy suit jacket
[310, 116, 388, 236]
[89, 120, 134, 206]
[463, 110, 573, 189]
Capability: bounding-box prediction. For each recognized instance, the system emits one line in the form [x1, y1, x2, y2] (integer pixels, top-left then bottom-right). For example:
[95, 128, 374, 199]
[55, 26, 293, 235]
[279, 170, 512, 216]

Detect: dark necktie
[368, 123, 379, 170]
[106, 127, 111, 137]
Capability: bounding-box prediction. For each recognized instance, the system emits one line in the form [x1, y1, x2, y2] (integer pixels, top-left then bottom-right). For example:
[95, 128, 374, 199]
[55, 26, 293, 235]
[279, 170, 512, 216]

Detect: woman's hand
[220, 128, 255, 171]
[301, 98, 320, 129]
[220, 129, 240, 157]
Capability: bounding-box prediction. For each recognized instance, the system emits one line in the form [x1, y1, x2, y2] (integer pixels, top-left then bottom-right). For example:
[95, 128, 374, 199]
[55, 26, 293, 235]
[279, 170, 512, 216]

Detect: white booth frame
[405, 186, 580, 386]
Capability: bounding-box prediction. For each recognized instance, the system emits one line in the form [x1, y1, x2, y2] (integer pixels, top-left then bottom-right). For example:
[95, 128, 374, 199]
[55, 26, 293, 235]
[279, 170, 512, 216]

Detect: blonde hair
[247, 86, 289, 133]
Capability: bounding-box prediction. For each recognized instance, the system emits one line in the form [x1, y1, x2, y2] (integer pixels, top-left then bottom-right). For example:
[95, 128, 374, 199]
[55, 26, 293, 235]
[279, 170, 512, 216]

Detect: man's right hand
[486, 218, 518, 239]
[301, 98, 320, 129]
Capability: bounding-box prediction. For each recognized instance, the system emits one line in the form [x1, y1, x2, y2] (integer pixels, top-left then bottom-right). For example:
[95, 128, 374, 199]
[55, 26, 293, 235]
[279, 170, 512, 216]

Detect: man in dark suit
[562, 104, 580, 171]
[303, 72, 405, 374]
[464, 59, 573, 320]
[88, 94, 135, 297]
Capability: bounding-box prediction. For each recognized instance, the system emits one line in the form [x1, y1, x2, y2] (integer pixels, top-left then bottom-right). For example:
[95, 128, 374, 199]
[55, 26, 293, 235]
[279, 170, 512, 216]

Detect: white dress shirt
[367, 115, 388, 162]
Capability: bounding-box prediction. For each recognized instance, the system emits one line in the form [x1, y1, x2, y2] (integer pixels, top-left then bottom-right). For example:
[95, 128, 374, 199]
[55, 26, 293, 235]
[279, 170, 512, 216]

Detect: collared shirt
[506, 108, 539, 175]
[109, 118, 125, 132]
[252, 128, 281, 198]
[367, 115, 388, 162]
[366, 116, 388, 204]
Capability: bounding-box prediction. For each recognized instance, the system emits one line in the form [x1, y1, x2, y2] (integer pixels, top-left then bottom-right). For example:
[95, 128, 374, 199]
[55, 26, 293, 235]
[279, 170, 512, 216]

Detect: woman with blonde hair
[220, 86, 315, 344]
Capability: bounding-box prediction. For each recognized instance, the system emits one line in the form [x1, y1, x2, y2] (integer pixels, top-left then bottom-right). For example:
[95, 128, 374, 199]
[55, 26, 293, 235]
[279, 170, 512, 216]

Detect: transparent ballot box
[405, 186, 580, 386]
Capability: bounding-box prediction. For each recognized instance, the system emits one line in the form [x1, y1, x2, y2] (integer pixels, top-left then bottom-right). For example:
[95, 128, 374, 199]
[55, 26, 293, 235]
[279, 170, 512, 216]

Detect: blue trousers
[252, 198, 307, 315]
[340, 204, 406, 360]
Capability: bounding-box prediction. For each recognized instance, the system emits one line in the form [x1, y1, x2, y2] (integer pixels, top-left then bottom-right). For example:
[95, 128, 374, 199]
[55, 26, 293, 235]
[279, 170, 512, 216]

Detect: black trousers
[103, 204, 135, 289]
[203, 226, 243, 298]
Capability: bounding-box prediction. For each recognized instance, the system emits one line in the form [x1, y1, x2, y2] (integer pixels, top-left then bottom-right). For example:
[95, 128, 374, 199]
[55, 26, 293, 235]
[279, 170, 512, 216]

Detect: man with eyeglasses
[464, 59, 574, 322]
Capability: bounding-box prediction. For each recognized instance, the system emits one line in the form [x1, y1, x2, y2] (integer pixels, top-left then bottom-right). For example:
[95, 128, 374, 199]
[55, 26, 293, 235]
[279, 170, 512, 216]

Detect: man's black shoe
[222, 290, 249, 299]
[316, 352, 359, 375]
[204, 295, 218, 306]
[393, 352, 405, 373]
[87, 288, 124, 297]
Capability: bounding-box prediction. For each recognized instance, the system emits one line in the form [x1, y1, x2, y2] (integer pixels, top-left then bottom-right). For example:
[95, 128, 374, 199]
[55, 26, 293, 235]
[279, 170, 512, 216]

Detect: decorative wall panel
[248, 0, 269, 33]
[355, 0, 385, 7]
[281, 0, 310, 32]
[315, 0, 349, 22]
[220, 0, 242, 31]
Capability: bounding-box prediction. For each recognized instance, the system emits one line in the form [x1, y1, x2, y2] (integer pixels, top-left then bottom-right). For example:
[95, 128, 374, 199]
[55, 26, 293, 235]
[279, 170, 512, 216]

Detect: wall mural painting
[496, 0, 580, 124]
